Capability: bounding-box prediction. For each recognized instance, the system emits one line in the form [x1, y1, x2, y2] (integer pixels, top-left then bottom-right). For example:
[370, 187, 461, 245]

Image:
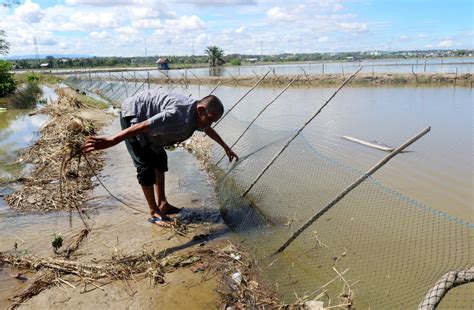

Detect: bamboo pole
[214, 70, 270, 127]
[223, 67, 237, 82]
[209, 81, 221, 95]
[216, 75, 300, 165]
[189, 70, 202, 84]
[242, 68, 362, 197]
[276, 126, 431, 253]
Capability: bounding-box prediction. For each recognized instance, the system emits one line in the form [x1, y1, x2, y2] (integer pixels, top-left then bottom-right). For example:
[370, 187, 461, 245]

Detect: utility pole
[34, 36, 40, 67]
[144, 37, 148, 66]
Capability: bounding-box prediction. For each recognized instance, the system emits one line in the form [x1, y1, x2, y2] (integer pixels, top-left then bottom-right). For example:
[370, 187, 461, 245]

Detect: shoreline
[97, 72, 473, 88]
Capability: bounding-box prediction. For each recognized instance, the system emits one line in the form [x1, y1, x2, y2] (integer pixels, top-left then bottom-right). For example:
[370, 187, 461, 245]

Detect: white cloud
[89, 31, 109, 40]
[15, 0, 44, 23]
[65, 0, 137, 6]
[337, 22, 368, 33]
[438, 40, 453, 47]
[128, 7, 161, 19]
[399, 35, 409, 40]
[417, 33, 428, 38]
[313, 0, 344, 12]
[318, 36, 329, 43]
[163, 15, 206, 34]
[70, 11, 121, 30]
[132, 19, 162, 29]
[195, 33, 208, 45]
[267, 6, 299, 22]
[235, 26, 245, 34]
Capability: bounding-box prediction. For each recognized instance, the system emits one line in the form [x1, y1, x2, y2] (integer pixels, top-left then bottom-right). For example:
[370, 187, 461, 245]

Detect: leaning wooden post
[189, 70, 202, 84]
[216, 75, 300, 165]
[209, 81, 221, 95]
[251, 69, 259, 79]
[242, 68, 362, 197]
[214, 70, 270, 127]
[276, 126, 431, 253]
[223, 67, 237, 82]
[412, 65, 418, 84]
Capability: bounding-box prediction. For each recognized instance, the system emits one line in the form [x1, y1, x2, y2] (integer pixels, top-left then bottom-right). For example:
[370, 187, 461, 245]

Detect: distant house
[40, 63, 49, 68]
[156, 57, 169, 70]
[246, 58, 258, 63]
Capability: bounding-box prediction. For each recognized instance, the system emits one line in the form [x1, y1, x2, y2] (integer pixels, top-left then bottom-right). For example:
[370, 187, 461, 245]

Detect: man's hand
[225, 147, 238, 162]
[83, 136, 116, 153]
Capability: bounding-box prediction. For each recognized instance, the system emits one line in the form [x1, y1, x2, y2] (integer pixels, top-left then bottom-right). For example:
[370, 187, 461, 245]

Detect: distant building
[156, 57, 169, 70]
[39, 63, 49, 68]
[246, 58, 258, 63]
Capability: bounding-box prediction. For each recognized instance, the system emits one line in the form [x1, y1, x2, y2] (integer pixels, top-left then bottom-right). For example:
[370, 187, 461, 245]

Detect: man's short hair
[200, 95, 224, 119]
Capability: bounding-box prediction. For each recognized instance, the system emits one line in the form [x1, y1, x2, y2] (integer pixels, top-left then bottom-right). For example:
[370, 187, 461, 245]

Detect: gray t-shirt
[121, 89, 198, 150]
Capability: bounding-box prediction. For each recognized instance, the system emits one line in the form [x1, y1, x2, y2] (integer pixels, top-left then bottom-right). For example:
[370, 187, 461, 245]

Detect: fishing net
[65, 76, 473, 308]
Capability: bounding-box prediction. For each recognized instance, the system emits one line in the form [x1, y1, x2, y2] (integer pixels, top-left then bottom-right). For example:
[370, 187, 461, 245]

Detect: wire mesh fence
[65, 76, 473, 308]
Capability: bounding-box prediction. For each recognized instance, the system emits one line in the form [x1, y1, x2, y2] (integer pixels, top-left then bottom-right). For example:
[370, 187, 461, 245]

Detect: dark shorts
[120, 113, 168, 186]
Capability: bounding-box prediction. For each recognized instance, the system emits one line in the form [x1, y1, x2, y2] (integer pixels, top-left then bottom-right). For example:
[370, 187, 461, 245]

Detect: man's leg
[154, 170, 180, 214]
[153, 148, 181, 215]
[119, 113, 170, 225]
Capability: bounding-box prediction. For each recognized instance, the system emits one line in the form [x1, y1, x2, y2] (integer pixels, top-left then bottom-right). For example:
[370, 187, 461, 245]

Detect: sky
[0, 0, 472, 57]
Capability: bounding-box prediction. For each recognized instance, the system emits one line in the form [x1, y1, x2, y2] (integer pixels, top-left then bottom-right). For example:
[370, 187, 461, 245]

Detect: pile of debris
[6, 92, 111, 212]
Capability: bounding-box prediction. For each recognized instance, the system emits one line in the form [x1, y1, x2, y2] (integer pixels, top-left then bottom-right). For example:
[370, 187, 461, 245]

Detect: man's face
[197, 105, 219, 129]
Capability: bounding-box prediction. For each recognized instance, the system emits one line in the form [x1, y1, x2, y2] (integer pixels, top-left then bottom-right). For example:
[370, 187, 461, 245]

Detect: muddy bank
[99, 72, 473, 88]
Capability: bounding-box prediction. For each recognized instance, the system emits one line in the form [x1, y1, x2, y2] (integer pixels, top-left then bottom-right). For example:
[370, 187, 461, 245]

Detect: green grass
[77, 94, 109, 109]
[14, 72, 63, 85]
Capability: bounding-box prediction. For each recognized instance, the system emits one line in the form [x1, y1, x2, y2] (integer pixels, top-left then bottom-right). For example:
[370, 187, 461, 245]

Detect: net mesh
[65, 77, 474, 309]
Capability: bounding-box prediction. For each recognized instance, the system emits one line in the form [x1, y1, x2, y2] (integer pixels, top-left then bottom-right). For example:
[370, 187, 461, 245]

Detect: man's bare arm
[83, 120, 151, 153]
[204, 127, 238, 162]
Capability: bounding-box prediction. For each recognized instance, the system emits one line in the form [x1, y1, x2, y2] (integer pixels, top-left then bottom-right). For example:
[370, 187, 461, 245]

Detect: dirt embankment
[101, 72, 473, 88]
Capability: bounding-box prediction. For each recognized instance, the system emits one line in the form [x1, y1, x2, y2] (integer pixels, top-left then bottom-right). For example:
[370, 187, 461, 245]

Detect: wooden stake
[242, 68, 362, 197]
[216, 75, 300, 165]
[214, 70, 270, 127]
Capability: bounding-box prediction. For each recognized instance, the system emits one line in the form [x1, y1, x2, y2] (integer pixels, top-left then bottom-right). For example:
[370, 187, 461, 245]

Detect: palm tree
[0, 30, 10, 56]
[205, 46, 225, 67]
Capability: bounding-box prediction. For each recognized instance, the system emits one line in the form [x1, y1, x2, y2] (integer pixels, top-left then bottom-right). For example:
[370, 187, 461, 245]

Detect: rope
[418, 267, 474, 309]
[82, 153, 147, 214]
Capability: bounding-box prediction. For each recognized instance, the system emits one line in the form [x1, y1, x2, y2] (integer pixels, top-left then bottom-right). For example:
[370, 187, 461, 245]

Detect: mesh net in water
[212, 113, 473, 309]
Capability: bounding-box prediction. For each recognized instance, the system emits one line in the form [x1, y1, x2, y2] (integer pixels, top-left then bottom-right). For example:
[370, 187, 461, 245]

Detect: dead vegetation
[5, 90, 113, 213]
[1, 234, 288, 309]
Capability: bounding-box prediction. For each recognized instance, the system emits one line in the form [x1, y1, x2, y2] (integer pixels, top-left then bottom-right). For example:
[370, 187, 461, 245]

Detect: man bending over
[83, 89, 238, 227]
